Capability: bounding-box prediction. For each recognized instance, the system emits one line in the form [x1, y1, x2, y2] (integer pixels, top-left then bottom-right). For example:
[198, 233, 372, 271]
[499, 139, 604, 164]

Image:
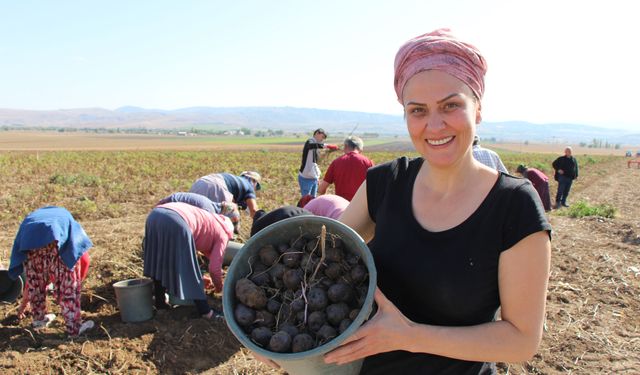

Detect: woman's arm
[338, 182, 375, 242]
[325, 230, 551, 364]
[207, 234, 228, 293]
[245, 198, 259, 218]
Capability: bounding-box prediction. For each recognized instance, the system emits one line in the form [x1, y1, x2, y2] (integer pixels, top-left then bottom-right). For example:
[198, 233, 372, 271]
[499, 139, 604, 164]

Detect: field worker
[157, 192, 241, 233]
[552, 147, 578, 208]
[250, 206, 313, 237]
[318, 136, 374, 201]
[299, 194, 350, 220]
[143, 201, 234, 319]
[472, 135, 508, 173]
[517, 165, 552, 211]
[8, 206, 95, 336]
[298, 128, 339, 197]
[316, 29, 551, 373]
[18, 251, 91, 320]
[189, 171, 261, 218]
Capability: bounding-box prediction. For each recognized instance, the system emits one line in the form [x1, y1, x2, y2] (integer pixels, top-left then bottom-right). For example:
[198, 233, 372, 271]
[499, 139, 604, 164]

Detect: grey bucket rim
[112, 277, 153, 289]
[222, 215, 377, 360]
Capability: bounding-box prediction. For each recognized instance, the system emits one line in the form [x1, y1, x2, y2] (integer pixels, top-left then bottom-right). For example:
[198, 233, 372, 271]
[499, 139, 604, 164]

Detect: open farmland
[0, 133, 638, 374]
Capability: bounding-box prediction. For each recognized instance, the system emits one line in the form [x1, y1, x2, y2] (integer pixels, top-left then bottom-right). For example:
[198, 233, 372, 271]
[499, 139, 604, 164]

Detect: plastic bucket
[0, 270, 25, 304]
[223, 216, 377, 375]
[223, 241, 243, 267]
[113, 278, 154, 323]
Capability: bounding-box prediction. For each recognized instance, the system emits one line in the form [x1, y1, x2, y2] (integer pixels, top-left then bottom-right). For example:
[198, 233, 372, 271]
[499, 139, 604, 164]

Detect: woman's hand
[202, 274, 213, 290]
[18, 288, 30, 319]
[18, 301, 30, 319]
[323, 287, 415, 365]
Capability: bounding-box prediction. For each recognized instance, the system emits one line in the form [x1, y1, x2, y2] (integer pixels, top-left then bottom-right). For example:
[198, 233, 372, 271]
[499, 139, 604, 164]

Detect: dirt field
[0, 139, 638, 374]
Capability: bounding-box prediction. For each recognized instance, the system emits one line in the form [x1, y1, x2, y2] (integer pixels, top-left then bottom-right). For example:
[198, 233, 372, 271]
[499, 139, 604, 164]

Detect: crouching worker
[143, 202, 234, 319]
[8, 206, 94, 336]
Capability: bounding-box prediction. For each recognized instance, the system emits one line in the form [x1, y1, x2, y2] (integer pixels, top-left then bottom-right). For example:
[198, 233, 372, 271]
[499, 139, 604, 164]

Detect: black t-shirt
[361, 157, 551, 375]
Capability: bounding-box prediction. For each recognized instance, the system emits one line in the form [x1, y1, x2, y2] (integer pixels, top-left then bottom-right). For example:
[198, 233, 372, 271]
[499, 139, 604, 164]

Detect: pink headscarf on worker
[394, 28, 488, 103]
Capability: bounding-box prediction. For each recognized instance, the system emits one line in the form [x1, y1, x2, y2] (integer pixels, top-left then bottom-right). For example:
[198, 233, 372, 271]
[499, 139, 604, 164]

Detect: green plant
[557, 200, 616, 218]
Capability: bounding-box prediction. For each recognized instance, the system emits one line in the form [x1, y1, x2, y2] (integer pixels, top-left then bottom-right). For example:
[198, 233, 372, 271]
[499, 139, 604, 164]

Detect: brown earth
[0, 148, 639, 374]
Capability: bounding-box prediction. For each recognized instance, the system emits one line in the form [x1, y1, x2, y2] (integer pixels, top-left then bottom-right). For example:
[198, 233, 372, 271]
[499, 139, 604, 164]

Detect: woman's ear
[475, 102, 482, 124]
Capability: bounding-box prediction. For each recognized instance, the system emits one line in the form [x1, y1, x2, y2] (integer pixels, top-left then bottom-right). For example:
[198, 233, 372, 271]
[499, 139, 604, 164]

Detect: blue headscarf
[8, 206, 93, 279]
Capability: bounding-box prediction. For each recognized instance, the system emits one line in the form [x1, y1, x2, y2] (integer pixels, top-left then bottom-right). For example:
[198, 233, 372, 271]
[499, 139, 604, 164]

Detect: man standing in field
[317, 136, 374, 201]
[516, 164, 552, 211]
[472, 135, 508, 173]
[552, 146, 579, 208]
[298, 128, 338, 197]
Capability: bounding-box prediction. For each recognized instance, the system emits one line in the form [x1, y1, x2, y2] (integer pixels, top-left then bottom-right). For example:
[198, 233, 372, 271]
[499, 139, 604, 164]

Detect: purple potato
[268, 331, 292, 353]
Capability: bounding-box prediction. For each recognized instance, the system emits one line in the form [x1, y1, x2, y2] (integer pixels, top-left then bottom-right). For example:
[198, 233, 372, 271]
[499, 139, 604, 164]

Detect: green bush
[49, 173, 102, 187]
[558, 200, 616, 218]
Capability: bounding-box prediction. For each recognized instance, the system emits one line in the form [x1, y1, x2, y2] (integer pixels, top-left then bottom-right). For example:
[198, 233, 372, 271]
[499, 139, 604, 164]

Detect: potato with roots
[325, 247, 343, 263]
[282, 268, 303, 290]
[258, 245, 280, 266]
[266, 299, 281, 314]
[290, 298, 305, 313]
[282, 249, 302, 268]
[268, 263, 286, 281]
[250, 263, 270, 286]
[235, 278, 268, 309]
[255, 310, 275, 328]
[234, 226, 370, 354]
[324, 262, 343, 280]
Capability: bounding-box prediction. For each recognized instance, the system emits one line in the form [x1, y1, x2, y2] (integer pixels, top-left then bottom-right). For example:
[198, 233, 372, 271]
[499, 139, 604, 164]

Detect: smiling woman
[403, 70, 480, 168]
[317, 29, 553, 375]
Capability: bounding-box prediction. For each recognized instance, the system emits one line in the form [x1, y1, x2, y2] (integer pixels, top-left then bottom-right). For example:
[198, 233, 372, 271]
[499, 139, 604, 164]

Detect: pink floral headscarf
[394, 28, 488, 103]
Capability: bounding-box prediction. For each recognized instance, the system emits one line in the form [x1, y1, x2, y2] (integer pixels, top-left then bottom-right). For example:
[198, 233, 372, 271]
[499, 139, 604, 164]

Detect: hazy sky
[1, 0, 638, 130]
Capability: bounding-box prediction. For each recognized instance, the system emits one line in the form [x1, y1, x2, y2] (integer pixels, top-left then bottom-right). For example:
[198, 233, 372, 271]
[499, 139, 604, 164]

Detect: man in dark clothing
[552, 147, 579, 208]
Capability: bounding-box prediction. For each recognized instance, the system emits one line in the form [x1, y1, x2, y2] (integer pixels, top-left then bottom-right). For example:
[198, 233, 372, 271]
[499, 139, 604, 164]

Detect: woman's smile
[426, 136, 454, 146]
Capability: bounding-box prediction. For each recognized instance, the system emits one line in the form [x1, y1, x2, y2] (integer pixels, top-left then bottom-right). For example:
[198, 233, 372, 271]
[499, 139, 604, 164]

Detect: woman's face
[402, 70, 481, 168]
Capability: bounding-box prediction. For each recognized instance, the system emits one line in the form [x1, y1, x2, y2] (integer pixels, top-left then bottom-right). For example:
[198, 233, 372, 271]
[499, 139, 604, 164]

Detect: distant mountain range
[0, 106, 638, 145]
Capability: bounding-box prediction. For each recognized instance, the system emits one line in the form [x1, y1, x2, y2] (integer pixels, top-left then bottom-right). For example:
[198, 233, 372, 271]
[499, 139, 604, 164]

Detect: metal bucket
[113, 278, 154, 323]
[223, 216, 377, 375]
[0, 270, 24, 304]
[223, 241, 243, 267]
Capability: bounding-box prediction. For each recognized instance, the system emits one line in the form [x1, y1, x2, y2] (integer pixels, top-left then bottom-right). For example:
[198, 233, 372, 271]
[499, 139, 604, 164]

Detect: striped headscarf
[394, 28, 488, 103]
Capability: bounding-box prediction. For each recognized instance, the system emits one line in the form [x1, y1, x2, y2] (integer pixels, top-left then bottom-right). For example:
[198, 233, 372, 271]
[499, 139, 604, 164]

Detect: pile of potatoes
[233, 229, 369, 354]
